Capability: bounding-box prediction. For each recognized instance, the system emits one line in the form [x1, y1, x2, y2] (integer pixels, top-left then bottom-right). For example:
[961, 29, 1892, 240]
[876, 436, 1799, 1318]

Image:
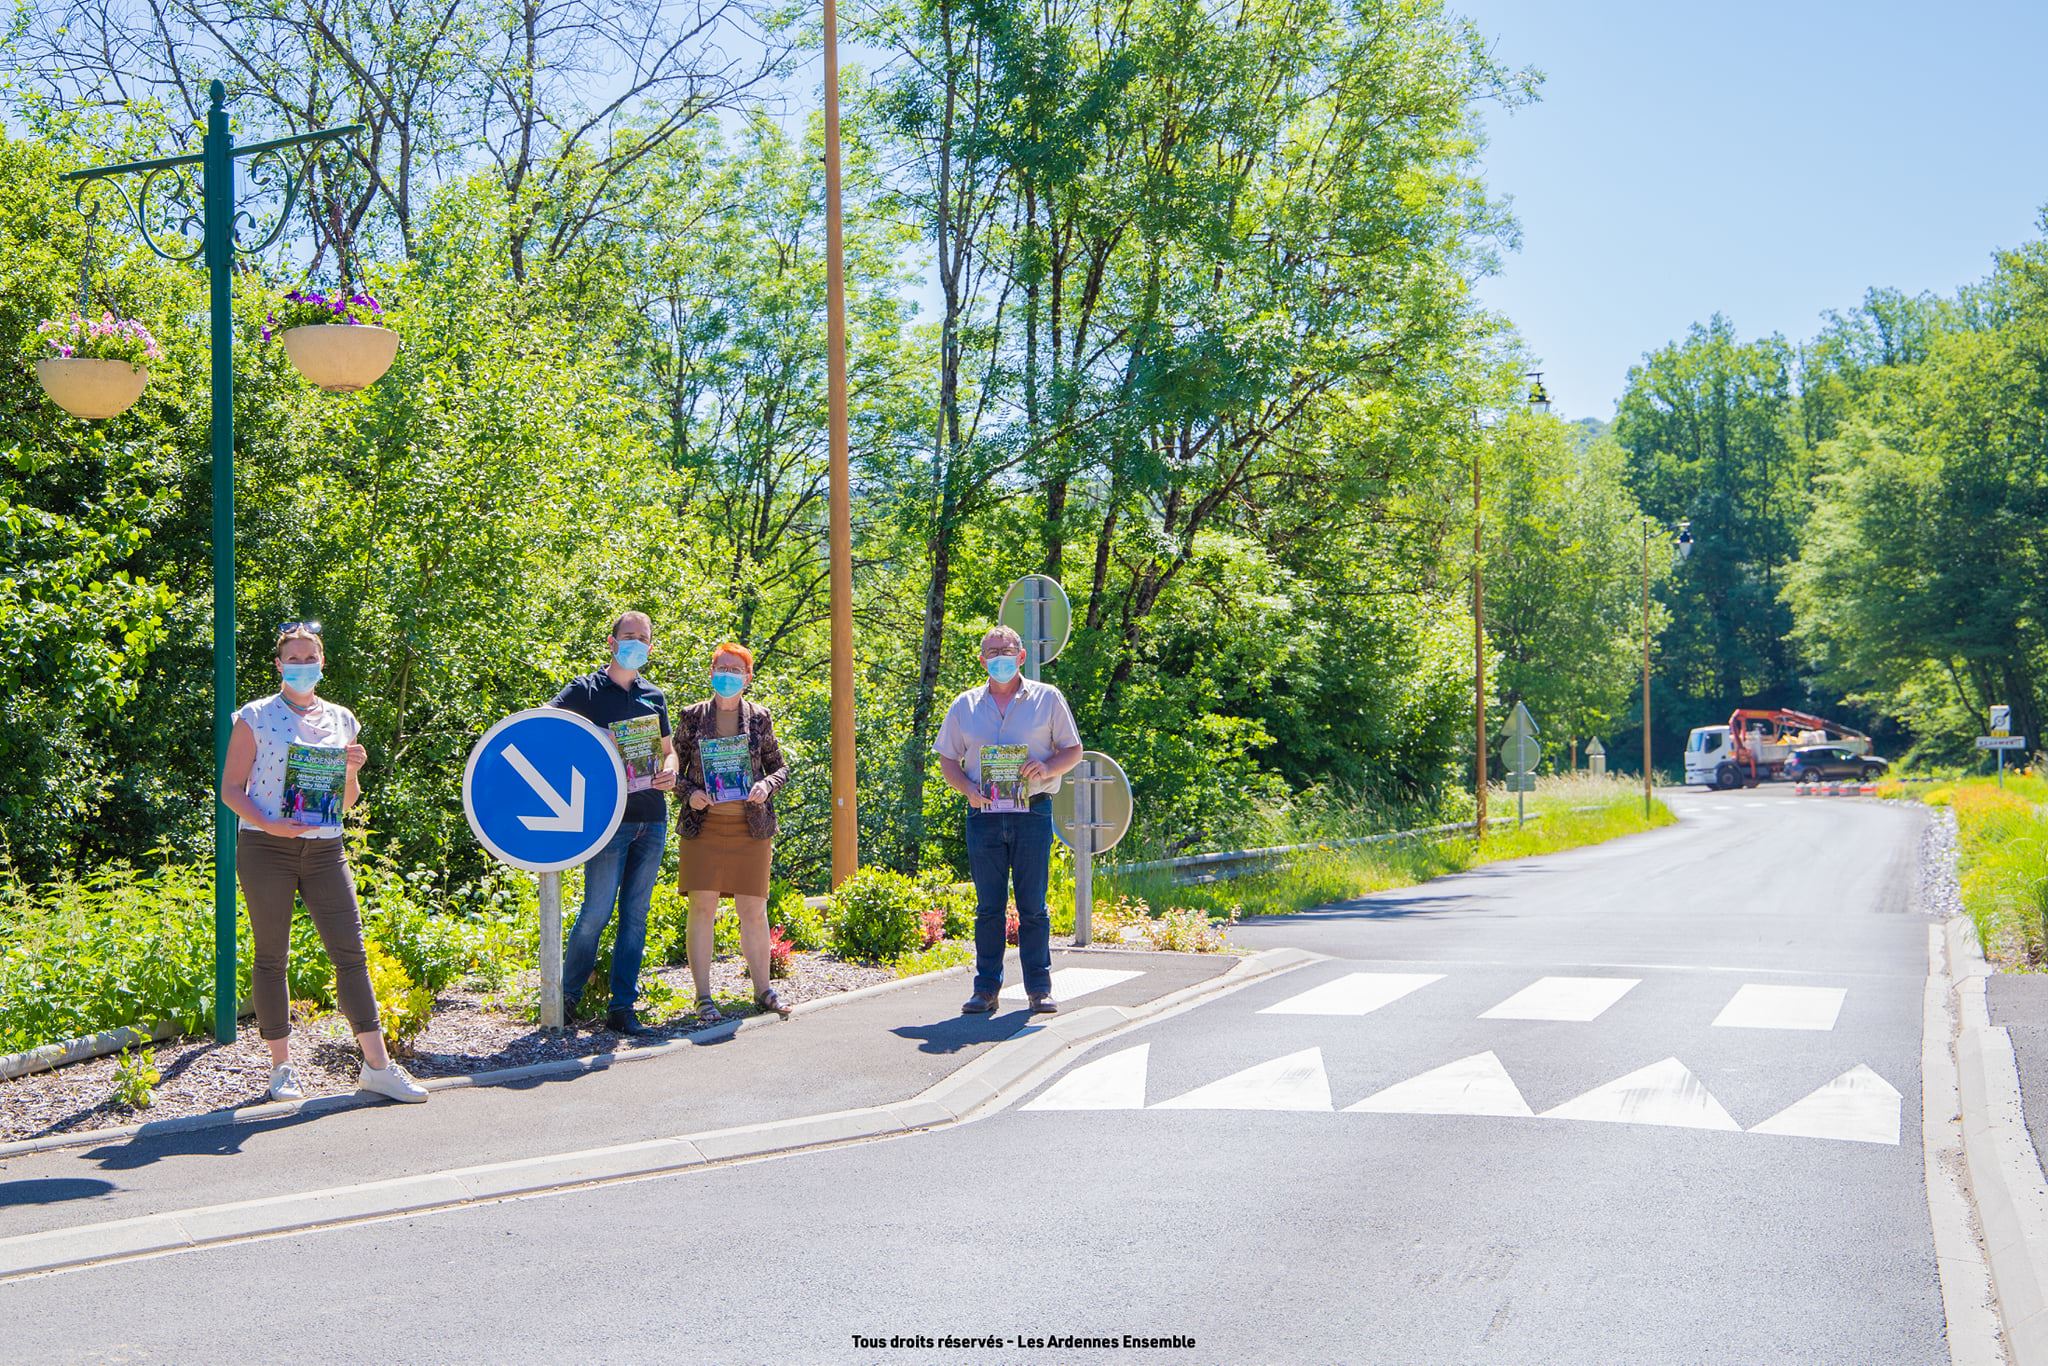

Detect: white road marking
[1749, 1065, 1901, 1145]
[1344, 1051, 1533, 1118]
[1480, 976, 1640, 1022]
[1712, 984, 1847, 1031]
[1023, 1044, 1149, 1111]
[999, 968, 1141, 1004]
[1258, 971, 1443, 1016]
[1542, 1058, 1740, 1131]
[1153, 1047, 1333, 1112]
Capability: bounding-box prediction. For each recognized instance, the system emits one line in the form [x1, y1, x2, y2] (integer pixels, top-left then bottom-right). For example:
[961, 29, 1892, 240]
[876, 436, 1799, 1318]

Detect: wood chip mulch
[0, 952, 897, 1146]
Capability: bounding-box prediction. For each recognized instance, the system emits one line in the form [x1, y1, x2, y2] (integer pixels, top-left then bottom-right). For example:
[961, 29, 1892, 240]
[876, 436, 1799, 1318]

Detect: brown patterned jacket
[674, 697, 790, 840]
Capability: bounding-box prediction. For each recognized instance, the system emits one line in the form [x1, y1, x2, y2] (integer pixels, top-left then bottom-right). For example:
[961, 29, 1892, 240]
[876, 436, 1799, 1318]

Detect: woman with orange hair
[676, 642, 793, 1018]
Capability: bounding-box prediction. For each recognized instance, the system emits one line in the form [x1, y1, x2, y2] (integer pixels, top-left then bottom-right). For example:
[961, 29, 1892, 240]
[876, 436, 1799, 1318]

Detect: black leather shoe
[605, 1009, 650, 1036]
[960, 992, 1000, 1014]
[1028, 994, 1059, 1014]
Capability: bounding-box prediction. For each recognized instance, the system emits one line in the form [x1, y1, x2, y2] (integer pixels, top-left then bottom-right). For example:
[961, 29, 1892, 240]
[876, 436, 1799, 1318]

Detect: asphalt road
[0, 790, 1944, 1365]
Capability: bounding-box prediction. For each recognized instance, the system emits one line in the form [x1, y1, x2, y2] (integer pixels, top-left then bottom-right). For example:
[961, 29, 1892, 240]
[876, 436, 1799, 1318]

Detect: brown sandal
[754, 986, 792, 1019]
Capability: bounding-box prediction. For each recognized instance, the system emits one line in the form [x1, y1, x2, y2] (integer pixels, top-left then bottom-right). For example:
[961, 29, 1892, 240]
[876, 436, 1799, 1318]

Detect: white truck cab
[1684, 726, 1731, 787]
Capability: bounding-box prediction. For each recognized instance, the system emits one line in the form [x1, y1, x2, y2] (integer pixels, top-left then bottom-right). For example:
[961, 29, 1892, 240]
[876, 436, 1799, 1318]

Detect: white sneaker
[358, 1061, 429, 1104]
[268, 1064, 305, 1102]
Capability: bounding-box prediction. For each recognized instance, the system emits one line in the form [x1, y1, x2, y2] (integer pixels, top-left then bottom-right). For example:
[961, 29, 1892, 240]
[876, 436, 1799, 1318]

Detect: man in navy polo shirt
[551, 610, 677, 1035]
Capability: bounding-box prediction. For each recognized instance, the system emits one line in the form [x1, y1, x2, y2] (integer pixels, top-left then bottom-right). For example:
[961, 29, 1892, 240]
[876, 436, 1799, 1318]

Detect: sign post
[1052, 751, 1133, 947]
[1501, 702, 1541, 827]
[999, 574, 1073, 682]
[1978, 730, 2026, 788]
[1991, 706, 2013, 787]
[1586, 737, 1607, 777]
[464, 708, 627, 1031]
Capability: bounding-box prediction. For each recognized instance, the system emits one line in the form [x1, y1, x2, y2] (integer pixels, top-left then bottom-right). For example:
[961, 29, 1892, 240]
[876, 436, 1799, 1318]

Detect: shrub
[919, 906, 945, 949]
[916, 871, 976, 940]
[110, 1046, 159, 1110]
[828, 868, 925, 963]
[892, 940, 974, 978]
[365, 944, 434, 1055]
[769, 879, 828, 951]
[1152, 907, 1237, 954]
[1005, 904, 1019, 946]
[768, 926, 794, 979]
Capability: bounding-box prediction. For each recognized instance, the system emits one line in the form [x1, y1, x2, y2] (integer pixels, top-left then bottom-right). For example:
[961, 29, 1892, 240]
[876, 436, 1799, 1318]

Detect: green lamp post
[64, 81, 362, 1043]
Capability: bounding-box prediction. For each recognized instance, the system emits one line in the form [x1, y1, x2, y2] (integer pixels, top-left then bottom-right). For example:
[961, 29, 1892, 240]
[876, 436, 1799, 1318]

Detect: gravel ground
[0, 951, 895, 1146]
[1913, 803, 1964, 923]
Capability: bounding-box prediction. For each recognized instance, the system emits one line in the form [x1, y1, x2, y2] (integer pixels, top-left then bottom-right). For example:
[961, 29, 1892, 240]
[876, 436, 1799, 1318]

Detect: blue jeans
[564, 819, 667, 1013]
[965, 798, 1054, 998]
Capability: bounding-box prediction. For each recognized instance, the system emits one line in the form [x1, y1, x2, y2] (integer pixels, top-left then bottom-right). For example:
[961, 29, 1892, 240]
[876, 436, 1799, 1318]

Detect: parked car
[1783, 745, 1888, 783]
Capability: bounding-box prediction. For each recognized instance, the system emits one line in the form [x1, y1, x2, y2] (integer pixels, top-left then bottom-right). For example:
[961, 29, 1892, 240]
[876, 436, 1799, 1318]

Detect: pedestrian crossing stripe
[1480, 976, 1640, 1022]
[1343, 1051, 1533, 1118]
[999, 967, 1141, 1004]
[1152, 1047, 1333, 1112]
[1259, 972, 1443, 1017]
[1712, 984, 1846, 1031]
[1022, 1044, 1150, 1111]
[1748, 1065, 1901, 1145]
[1027, 1046, 1901, 1143]
[1541, 1058, 1739, 1130]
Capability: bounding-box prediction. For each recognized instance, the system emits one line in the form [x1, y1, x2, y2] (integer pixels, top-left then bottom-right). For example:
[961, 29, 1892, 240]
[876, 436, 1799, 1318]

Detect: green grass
[1888, 775, 2048, 968]
[1100, 774, 1674, 922]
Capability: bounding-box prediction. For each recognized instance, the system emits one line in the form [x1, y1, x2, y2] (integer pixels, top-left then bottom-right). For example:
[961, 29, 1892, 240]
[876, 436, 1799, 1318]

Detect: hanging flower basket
[268, 289, 399, 393]
[30, 313, 160, 420]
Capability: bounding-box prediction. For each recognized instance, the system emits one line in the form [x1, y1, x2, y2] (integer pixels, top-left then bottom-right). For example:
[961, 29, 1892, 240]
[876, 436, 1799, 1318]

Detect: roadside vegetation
[1102, 774, 1672, 923]
[1883, 774, 2048, 969]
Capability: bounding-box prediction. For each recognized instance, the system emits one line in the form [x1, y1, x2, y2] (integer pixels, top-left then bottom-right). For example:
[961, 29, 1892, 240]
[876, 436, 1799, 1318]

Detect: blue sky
[1451, 0, 2048, 421]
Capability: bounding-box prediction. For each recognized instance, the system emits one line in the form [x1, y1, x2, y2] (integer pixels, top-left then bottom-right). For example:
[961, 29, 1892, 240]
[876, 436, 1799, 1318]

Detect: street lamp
[1640, 517, 1692, 817]
[1473, 373, 1554, 838]
[63, 82, 360, 1043]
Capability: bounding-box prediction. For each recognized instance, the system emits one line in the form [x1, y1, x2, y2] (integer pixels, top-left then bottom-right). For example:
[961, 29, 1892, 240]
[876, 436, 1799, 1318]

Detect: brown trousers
[235, 830, 381, 1041]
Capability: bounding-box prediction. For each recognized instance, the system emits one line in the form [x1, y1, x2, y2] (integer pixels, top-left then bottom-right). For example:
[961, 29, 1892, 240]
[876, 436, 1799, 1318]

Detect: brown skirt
[678, 802, 772, 898]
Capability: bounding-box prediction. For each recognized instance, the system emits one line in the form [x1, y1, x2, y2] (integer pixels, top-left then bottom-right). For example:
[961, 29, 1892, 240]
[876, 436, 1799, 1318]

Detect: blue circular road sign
[463, 707, 627, 872]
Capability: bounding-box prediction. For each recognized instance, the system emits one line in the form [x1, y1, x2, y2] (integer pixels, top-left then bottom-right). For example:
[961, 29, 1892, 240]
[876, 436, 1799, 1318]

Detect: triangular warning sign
[1541, 1058, 1739, 1131]
[1344, 1051, 1533, 1118]
[1749, 1065, 1900, 1145]
[1153, 1047, 1333, 1112]
[1022, 1044, 1149, 1111]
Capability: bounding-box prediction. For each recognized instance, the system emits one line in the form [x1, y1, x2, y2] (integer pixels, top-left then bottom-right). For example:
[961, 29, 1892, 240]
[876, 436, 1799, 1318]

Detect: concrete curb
[1952, 915, 2048, 1364]
[0, 947, 1315, 1280]
[0, 960, 975, 1162]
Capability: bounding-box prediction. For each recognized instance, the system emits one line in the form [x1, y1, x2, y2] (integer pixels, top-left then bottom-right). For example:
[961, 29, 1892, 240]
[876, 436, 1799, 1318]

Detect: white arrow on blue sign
[463, 707, 628, 872]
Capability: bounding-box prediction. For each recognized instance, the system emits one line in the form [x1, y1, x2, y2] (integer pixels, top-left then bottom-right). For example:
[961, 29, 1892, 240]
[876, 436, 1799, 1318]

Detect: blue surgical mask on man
[711, 670, 746, 699]
[985, 654, 1021, 685]
[280, 662, 322, 693]
[613, 639, 650, 671]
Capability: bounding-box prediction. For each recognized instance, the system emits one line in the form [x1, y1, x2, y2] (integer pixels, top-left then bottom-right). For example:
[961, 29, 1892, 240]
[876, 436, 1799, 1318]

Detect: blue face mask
[985, 654, 1021, 684]
[711, 670, 746, 699]
[613, 639, 650, 671]
[280, 662, 322, 693]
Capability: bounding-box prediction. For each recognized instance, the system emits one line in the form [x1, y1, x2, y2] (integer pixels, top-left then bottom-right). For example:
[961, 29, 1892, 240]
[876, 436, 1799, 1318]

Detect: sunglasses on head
[276, 620, 323, 639]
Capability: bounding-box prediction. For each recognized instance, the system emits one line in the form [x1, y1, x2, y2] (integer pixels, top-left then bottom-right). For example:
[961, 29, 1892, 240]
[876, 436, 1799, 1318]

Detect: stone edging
[1952, 912, 2048, 1364]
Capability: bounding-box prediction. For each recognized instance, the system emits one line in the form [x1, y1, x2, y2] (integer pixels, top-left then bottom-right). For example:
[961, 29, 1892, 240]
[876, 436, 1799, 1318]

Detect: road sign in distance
[1053, 750, 1133, 856]
[999, 574, 1073, 670]
[1502, 734, 1542, 774]
[464, 707, 627, 872]
[1991, 705, 2011, 738]
[1977, 735, 2027, 751]
[1504, 772, 1538, 793]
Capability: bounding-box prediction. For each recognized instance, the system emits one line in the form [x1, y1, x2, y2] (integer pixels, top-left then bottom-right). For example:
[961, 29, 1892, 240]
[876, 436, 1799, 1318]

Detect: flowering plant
[768, 925, 794, 979]
[33, 311, 161, 368]
[264, 287, 385, 339]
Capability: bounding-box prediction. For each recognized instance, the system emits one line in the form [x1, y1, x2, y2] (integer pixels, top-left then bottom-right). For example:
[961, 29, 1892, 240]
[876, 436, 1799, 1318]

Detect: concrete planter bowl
[35, 357, 149, 419]
[280, 323, 399, 393]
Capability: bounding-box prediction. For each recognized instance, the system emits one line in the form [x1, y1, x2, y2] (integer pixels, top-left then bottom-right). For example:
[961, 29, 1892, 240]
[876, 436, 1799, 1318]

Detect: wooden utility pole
[824, 0, 857, 885]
